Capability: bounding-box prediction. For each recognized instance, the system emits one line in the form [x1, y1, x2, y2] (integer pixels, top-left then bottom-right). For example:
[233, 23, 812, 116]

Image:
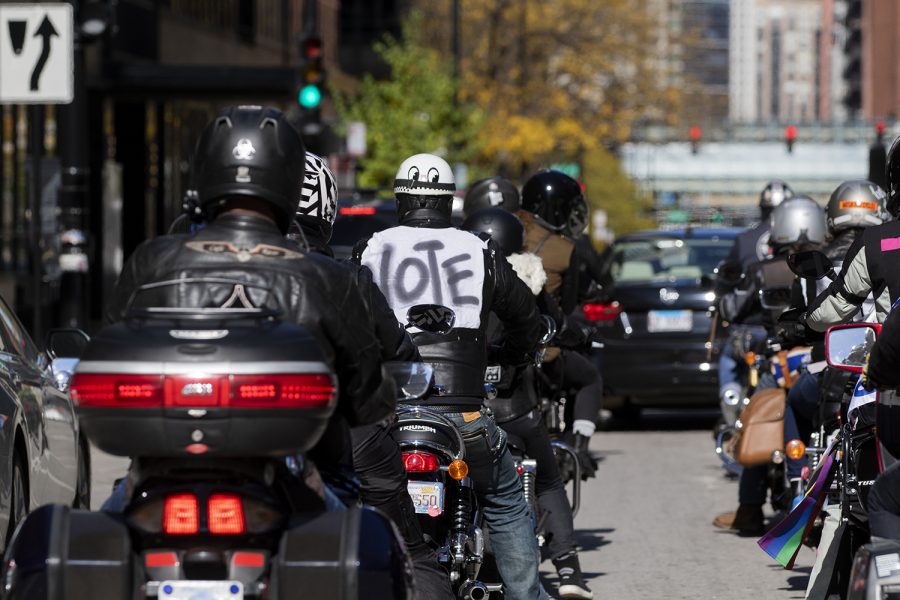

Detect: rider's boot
[553, 551, 593, 599]
[574, 433, 598, 480]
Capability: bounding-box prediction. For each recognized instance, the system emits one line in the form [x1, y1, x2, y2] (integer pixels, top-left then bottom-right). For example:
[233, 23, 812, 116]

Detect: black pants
[868, 459, 900, 539]
[351, 422, 454, 600]
[500, 409, 578, 560]
[546, 350, 604, 426]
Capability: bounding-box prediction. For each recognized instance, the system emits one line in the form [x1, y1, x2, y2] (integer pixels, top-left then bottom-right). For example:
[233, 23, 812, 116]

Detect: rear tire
[6, 451, 27, 545]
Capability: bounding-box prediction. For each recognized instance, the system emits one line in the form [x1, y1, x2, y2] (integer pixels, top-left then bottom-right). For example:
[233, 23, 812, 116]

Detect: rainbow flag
[757, 442, 838, 569]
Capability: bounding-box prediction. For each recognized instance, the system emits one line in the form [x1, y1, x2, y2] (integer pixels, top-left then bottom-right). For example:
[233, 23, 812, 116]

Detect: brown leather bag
[734, 387, 786, 467]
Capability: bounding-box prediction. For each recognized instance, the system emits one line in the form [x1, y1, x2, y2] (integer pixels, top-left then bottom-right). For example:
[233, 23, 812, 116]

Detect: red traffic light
[785, 125, 798, 142]
[877, 121, 887, 135]
[302, 37, 322, 60]
[689, 126, 702, 141]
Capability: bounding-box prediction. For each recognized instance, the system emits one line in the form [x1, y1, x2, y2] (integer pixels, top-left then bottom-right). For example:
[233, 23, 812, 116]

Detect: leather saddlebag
[734, 387, 786, 467]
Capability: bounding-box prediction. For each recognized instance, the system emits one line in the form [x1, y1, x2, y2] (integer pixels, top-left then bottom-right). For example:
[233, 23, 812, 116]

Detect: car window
[0, 297, 42, 366]
[605, 237, 733, 284]
[330, 213, 396, 249]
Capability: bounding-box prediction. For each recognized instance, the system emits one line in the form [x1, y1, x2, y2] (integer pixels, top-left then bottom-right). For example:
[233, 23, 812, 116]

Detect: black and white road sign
[0, 4, 73, 104]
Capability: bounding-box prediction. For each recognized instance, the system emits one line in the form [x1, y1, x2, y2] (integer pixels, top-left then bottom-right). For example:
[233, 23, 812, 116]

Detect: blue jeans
[783, 371, 821, 479]
[444, 409, 548, 600]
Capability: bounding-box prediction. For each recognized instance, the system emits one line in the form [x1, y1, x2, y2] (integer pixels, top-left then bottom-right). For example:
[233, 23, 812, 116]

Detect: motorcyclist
[802, 137, 900, 329]
[713, 195, 826, 535]
[463, 176, 521, 217]
[462, 207, 593, 599]
[107, 107, 394, 487]
[290, 153, 453, 600]
[355, 153, 547, 600]
[716, 180, 795, 410]
[780, 181, 887, 501]
[518, 170, 602, 470]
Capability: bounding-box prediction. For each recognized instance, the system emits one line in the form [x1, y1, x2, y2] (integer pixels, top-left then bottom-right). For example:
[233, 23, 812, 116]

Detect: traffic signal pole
[56, 0, 90, 329]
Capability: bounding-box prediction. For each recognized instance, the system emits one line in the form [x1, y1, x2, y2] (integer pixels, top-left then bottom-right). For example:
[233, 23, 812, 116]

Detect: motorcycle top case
[71, 312, 338, 458]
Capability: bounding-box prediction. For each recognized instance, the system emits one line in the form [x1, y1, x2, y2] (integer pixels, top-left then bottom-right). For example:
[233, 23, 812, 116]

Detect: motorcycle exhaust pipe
[458, 580, 489, 600]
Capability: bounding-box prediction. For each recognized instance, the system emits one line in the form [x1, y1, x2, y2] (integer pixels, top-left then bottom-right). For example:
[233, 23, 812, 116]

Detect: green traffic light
[298, 84, 322, 109]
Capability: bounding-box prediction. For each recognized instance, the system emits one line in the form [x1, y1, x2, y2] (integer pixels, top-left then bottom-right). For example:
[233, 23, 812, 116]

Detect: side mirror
[45, 328, 90, 360]
[50, 358, 80, 392]
[406, 304, 456, 334]
[715, 261, 744, 287]
[383, 362, 434, 400]
[788, 250, 835, 281]
[826, 325, 878, 372]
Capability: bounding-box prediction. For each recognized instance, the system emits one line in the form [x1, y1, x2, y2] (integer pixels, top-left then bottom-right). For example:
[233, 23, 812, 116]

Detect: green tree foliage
[333, 13, 482, 189]
[582, 149, 655, 237]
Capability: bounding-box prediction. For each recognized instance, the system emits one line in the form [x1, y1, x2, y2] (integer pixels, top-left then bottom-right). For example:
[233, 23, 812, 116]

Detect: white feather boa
[506, 252, 547, 295]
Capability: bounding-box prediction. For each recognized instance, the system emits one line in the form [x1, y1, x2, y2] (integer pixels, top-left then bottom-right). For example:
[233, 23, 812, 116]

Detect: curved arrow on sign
[30, 15, 58, 91]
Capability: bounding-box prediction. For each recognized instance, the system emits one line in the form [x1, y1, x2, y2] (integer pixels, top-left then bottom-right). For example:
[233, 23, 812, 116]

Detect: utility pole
[27, 106, 43, 339]
[56, 0, 90, 329]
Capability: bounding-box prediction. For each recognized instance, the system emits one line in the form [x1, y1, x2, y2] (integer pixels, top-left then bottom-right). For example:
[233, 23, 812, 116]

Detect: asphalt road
[89, 409, 814, 600]
[537, 409, 811, 600]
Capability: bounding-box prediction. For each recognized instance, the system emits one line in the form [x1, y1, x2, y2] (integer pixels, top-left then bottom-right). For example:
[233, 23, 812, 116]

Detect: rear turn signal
[208, 493, 245, 535]
[785, 439, 806, 461]
[163, 493, 199, 535]
[402, 451, 440, 472]
[448, 459, 469, 480]
[582, 302, 622, 322]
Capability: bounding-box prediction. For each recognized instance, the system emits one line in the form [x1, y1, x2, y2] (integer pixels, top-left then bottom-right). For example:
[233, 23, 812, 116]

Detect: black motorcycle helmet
[463, 177, 520, 217]
[886, 135, 900, 217]
[520, 169, 584, 232]
[191, 106, 306, 233]
[461, 207, 524, 256]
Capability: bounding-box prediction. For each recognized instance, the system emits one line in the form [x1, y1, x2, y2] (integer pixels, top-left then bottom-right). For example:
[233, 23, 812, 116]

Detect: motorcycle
[389, 304, 502, 600]
[2, 283, 415, 600]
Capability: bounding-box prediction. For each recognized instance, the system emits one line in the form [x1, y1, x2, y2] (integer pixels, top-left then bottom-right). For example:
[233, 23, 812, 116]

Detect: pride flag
[757, 442, 838, 569]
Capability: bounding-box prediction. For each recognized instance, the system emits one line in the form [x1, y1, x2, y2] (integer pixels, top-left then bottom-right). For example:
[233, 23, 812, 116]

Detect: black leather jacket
[355, 215, 541, 405]
[107, 212, 395, 427]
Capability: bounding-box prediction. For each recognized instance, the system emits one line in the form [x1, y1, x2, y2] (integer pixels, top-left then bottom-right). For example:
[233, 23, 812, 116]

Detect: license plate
[408, 481, 444, 517]
[647, 310, 692, 332]
[157, 580, 243, 600]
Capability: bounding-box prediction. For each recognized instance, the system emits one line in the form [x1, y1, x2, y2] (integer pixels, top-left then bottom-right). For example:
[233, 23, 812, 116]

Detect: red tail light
[231, 374, 335, 408]
[71, 374, 163, 408]
[72, 373, 334, 409]
[583, 302, 622, 322]
[163, 493, 199, 535]
[339, 206, 377, 215]
[402, 451, 440, 472]
[208, 493, 245, 535]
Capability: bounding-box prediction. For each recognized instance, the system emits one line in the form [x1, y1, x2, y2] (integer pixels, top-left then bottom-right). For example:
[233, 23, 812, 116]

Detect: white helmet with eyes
[393, 153, 456, 197]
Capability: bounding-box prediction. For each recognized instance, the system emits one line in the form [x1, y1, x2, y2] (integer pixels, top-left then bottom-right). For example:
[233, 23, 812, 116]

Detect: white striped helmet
[297, 152, 338, 226]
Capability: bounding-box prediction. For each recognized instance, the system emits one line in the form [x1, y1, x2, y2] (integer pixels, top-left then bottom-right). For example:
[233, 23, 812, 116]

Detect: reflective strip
[75, 360, 332, 375]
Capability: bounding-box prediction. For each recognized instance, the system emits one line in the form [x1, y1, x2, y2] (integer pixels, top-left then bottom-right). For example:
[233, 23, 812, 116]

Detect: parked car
[585, 227, 739, 418]
[0, 298, 89, 549]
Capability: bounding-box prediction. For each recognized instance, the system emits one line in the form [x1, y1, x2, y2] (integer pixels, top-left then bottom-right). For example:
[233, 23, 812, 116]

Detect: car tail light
[402, 451, 440, 472]
[163, 493, 199, 535]
[231, 551, 265, 569]
[208, 493, 245, 535]
[231, 374, 335, 408]
[582, 302, 622, 322]
[339, 206, 377, 215]
[71, 374, 163, 408]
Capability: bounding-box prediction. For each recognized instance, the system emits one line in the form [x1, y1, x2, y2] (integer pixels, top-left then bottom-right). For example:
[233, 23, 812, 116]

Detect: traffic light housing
[785, 125, 797, 153]
[298, 36, 324, 110]
[689, 126, 702, 155]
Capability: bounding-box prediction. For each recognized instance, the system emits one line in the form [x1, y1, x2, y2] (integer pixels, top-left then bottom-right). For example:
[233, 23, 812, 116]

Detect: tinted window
[604, 237, 733, 284]
[330, 214, 396, 249]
